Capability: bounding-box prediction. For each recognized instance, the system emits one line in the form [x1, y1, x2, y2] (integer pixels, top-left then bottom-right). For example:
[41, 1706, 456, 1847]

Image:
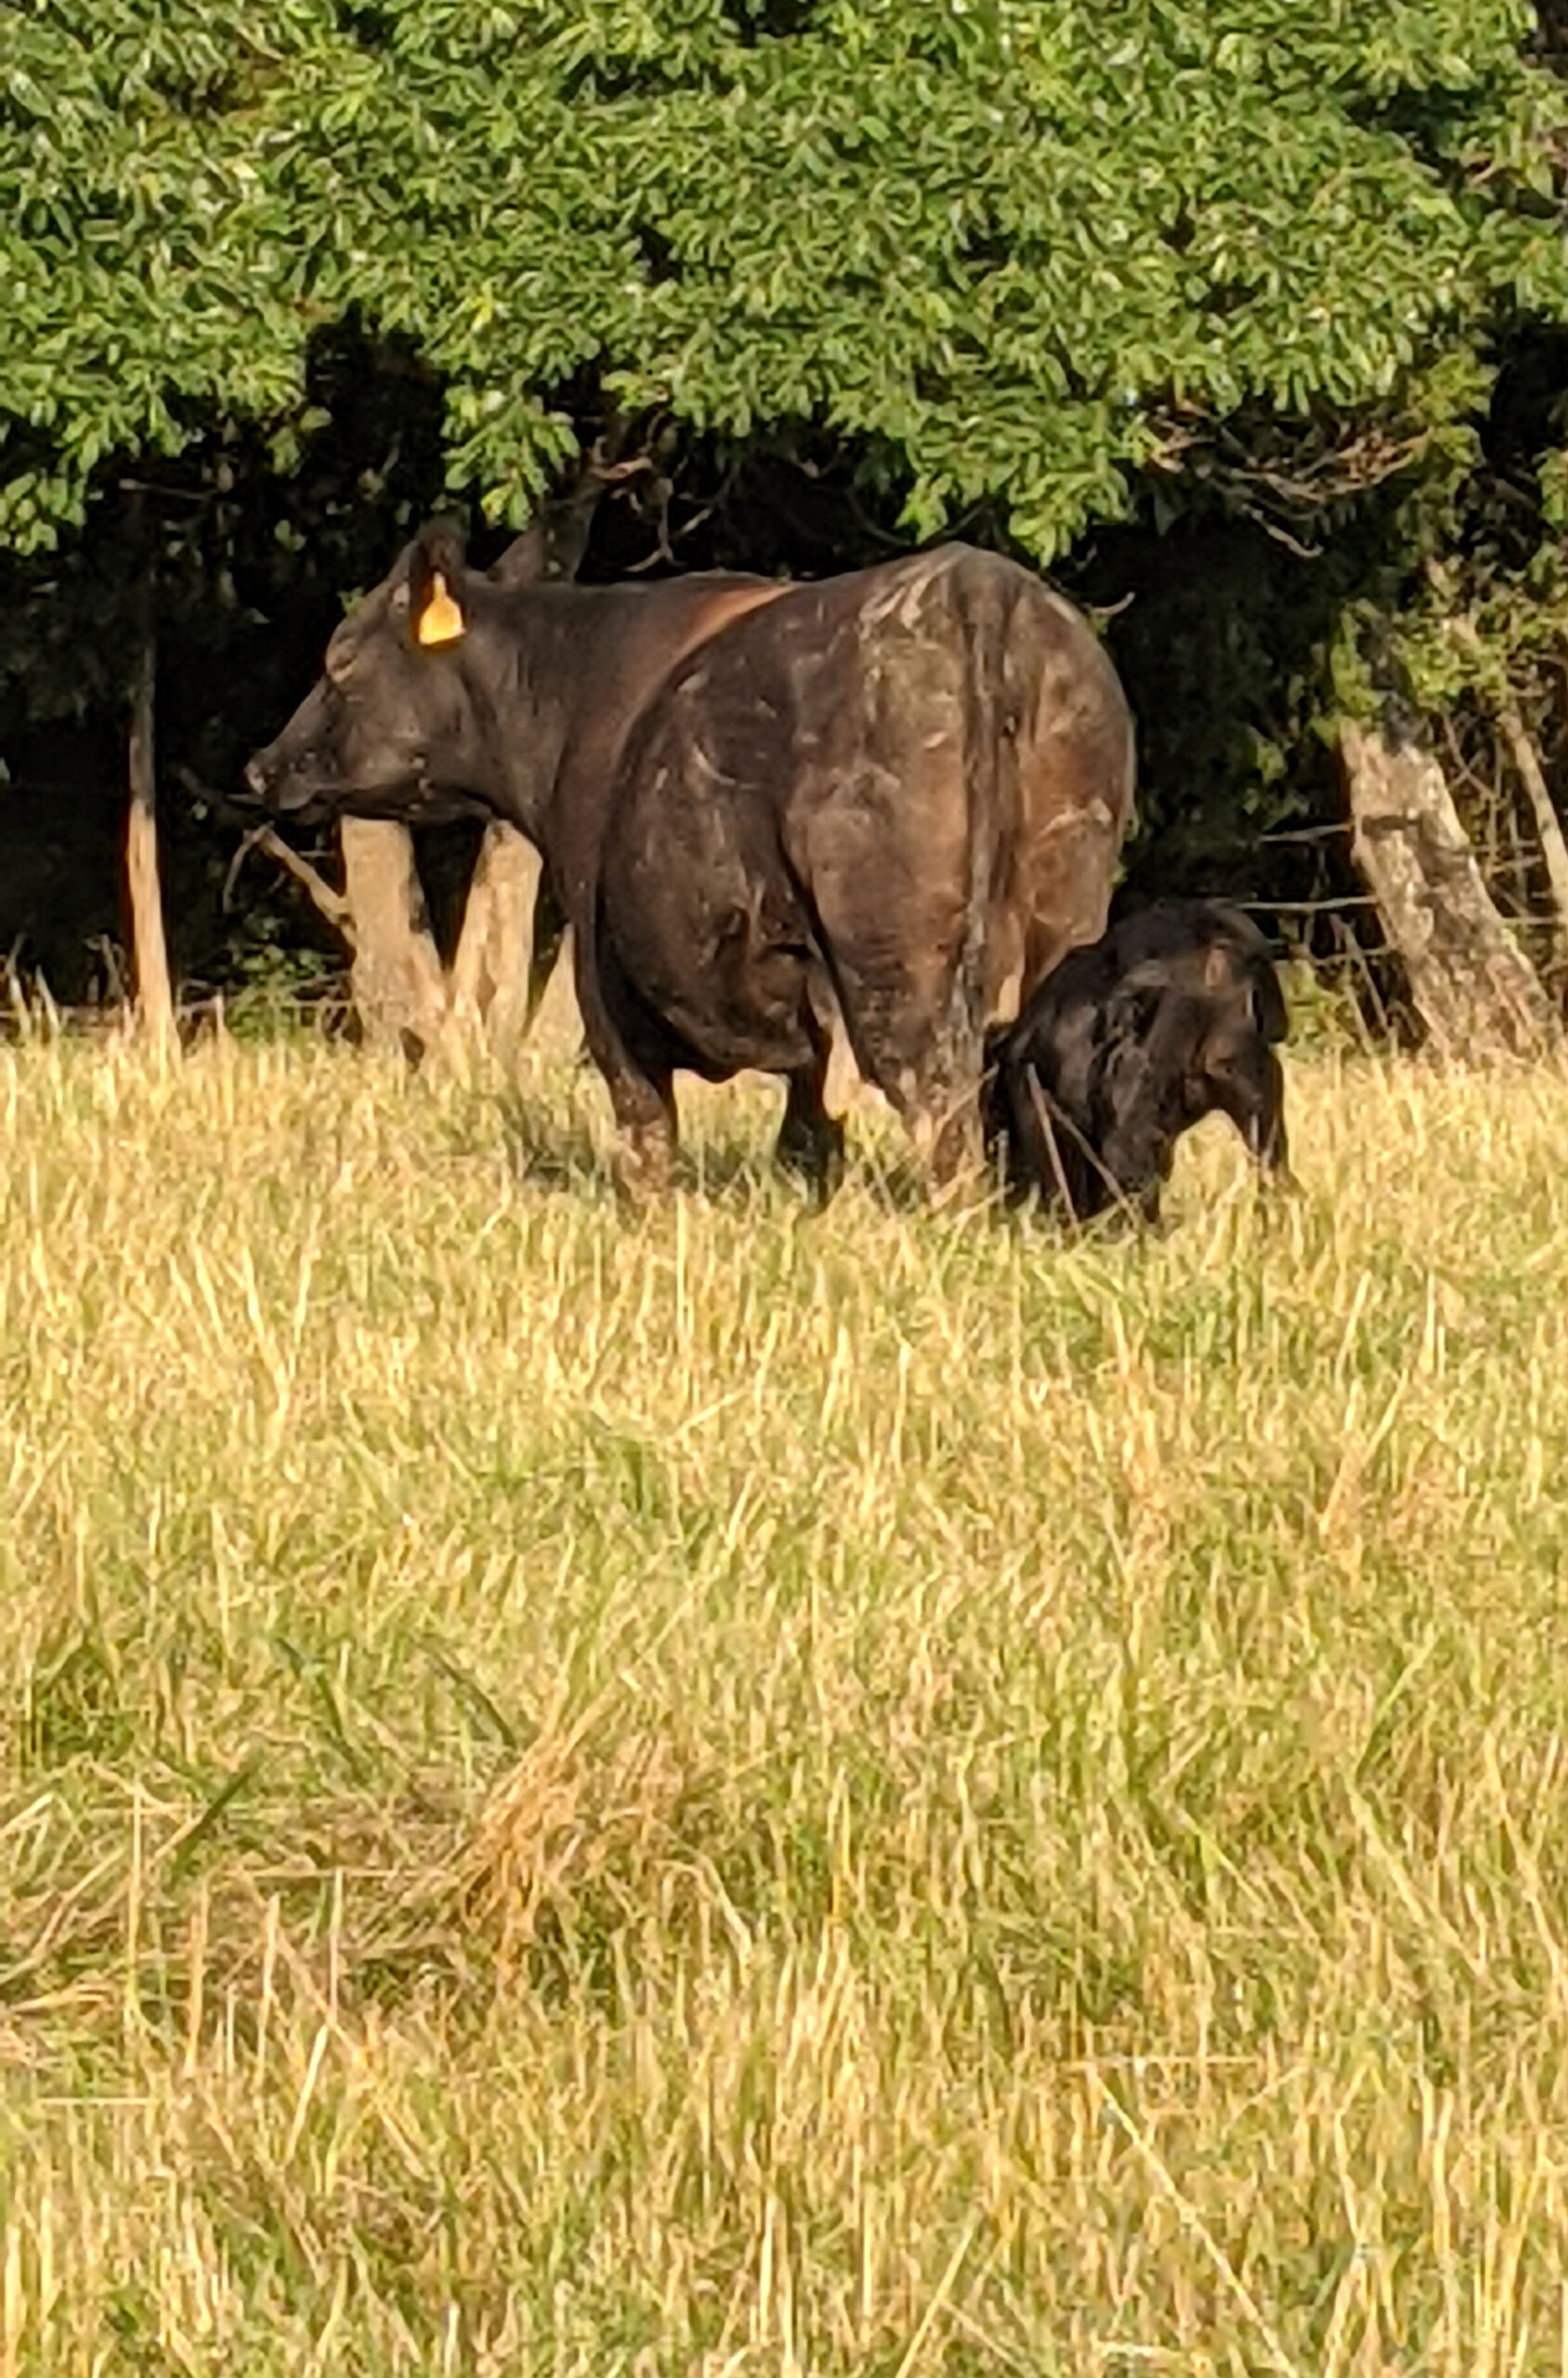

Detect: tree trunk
[339, 818, 449, 1054]
[1340, 708, 1556, 1058]
[443, 821, 547, 1056]
[1494, 699, 1568, 970]
[124, 596, 175, 1047]
[1444, 609, 1568, 968]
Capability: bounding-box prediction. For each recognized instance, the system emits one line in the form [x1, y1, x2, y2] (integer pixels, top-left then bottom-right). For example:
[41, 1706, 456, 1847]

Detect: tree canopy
[6, 0, 1567, 558]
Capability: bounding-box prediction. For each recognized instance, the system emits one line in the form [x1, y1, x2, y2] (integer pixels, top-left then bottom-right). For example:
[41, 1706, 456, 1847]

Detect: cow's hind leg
[775, 1006, 845, 1202]
[838, 997, 987, 1202]
[908, 1034, 988, 1199]
[609, 1069, 678, 1205]
[572, 932, 682, 1206]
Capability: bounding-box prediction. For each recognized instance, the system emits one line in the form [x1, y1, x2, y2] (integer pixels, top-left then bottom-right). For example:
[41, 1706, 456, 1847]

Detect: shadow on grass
[497, 1094, 610, 1198]
[494, 1092, 936, 1217]
[490, 1078, 1091, 1225]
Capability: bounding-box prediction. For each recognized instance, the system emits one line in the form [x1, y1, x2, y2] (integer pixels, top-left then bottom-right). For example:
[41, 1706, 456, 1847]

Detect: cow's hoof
[615, 1122, 674, 1209]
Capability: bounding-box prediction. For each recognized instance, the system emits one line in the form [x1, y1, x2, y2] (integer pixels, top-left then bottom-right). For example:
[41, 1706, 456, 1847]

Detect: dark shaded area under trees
[5, 326, 1559, 1032]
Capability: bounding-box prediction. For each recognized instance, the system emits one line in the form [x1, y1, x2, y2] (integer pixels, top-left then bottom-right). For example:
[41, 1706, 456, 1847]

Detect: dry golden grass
[3, 1022, 1568, 2373]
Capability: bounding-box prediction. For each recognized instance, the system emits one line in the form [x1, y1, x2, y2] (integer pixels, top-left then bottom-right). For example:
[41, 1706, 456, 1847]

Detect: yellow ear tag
[416, 570, 465, 647]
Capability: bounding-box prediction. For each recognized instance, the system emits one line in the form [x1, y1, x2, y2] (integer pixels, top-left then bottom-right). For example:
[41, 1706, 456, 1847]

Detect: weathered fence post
[1340, 702, 1556, 1057]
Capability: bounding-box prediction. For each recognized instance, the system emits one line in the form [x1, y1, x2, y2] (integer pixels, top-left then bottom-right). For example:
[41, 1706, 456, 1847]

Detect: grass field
[3, 1023, 1568, 2375]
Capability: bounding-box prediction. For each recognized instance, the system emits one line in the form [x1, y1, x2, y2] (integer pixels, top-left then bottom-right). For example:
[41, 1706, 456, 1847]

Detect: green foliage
[4, 0, 1567, 557]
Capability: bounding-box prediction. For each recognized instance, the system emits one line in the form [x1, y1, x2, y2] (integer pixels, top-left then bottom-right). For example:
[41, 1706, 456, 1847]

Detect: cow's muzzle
[243, 751, 320, 814]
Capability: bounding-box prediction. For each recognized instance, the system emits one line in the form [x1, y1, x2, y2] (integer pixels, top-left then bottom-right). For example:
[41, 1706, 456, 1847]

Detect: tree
[5, 1, 1568, 1038]
[7, 2, 1565, 557]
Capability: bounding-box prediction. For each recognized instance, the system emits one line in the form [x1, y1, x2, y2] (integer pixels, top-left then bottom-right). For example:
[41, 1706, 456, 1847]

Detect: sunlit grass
[3, 1025, 1568, 2372]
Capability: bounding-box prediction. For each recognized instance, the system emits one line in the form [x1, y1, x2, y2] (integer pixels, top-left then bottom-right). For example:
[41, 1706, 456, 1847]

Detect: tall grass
[3, 1026, 1568, 2373]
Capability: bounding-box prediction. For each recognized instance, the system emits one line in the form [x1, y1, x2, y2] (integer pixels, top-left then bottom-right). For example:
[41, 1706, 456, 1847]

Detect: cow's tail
[951, 563, 1016, 1056]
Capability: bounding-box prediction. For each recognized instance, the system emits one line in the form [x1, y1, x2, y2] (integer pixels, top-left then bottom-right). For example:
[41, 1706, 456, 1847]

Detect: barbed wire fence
[3, 760, 1564, 1045]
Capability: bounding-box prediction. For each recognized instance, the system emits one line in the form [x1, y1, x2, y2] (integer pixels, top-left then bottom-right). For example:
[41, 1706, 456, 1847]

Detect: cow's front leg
[524, 872, 569, 1030]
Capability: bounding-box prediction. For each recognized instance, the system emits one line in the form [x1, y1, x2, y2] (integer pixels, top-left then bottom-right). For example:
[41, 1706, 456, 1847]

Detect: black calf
[982, 899, 1290, 1223]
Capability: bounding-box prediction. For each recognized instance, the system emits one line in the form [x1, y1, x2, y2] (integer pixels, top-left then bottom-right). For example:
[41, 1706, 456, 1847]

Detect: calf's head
[245, 521, 500, 824]
[987, 903, 1292, 1225]
[1104, 910, 1289, 1188]
[1174, 917, 1288, 1169]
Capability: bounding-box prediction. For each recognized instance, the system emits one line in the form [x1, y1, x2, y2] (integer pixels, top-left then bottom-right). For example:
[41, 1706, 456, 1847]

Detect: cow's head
[245, 520, 503, 824]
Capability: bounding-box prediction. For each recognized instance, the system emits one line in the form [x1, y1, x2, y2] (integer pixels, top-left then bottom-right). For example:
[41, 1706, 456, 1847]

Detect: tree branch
[173, 766, 355, 938]
[1438, 608, 1568, 960]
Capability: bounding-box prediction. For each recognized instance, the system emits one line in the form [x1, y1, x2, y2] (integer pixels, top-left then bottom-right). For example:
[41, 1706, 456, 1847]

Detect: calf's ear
[404, 519, 470, 648]
[1251, 959, 1288, 1044]
[1199, 928, 1289, 1044]
[1106, 971, 1167, 1047]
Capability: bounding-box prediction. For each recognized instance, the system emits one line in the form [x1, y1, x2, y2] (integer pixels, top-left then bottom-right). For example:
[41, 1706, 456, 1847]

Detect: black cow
[246, 520, 1136, 1198]
[981, 899, 1290, 1223]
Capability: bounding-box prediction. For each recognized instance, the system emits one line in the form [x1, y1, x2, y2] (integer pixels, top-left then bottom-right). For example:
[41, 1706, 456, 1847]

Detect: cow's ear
[406, 521, 470, 648]
[488, 525, 548, 587]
